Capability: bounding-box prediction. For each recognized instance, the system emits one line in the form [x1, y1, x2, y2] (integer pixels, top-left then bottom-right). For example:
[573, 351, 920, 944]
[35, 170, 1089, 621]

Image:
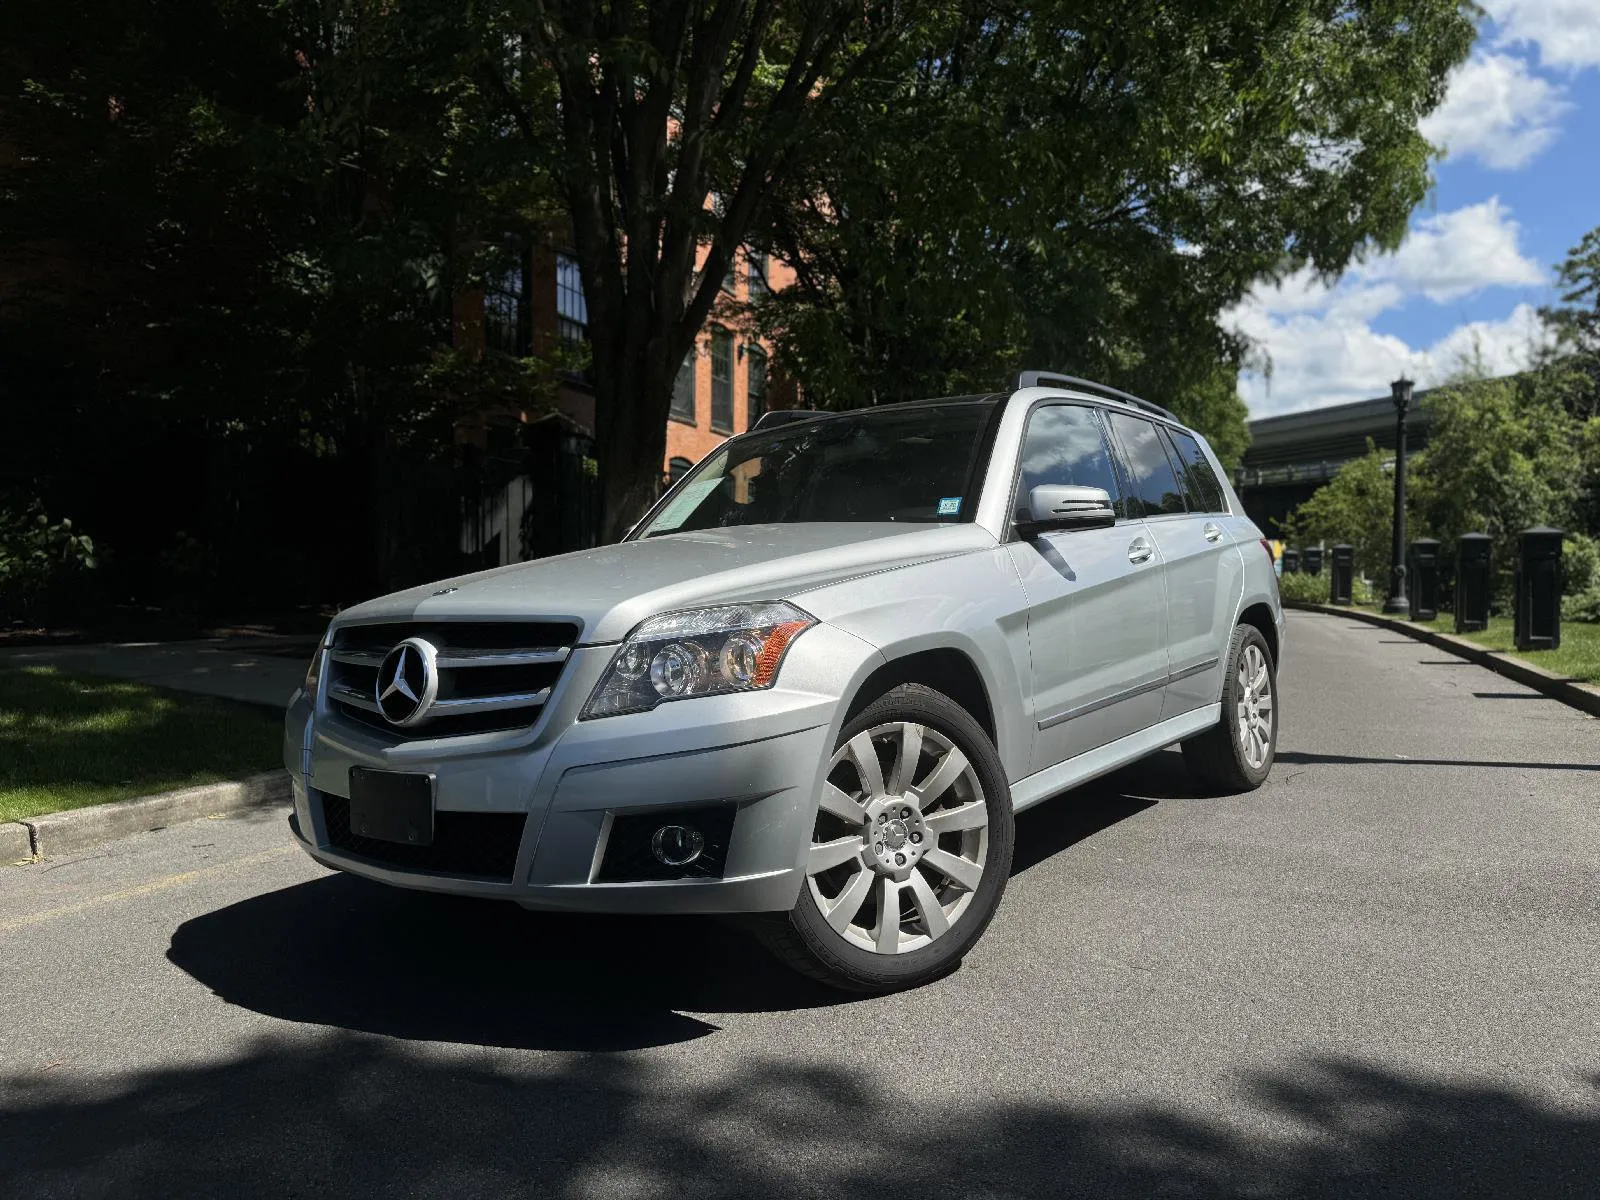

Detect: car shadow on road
[4, 1038, 1597, 1199]
[1276, 750, 1600, 772]
[168, 754, 1188, 1052]
[167, 874, 846, 1052]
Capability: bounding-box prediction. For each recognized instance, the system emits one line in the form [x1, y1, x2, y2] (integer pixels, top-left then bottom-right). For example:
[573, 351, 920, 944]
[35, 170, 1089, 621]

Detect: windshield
[636, 400, 999, 538]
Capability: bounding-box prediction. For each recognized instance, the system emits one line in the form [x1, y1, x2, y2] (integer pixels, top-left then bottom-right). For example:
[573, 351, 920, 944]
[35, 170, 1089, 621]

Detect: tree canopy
[3, 0, 1481, 595]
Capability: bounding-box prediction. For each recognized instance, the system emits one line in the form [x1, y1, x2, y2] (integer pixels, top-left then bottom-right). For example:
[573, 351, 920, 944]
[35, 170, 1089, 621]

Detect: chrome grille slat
[330, 649, 385, 667]
[437, 648, 568, 668]
[429, 689, 550, 715]
[329, 683, 381, 713]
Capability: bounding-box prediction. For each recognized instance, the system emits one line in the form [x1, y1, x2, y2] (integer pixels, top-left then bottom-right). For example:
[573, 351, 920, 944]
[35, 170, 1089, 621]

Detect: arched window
[666, 456, 693, 486]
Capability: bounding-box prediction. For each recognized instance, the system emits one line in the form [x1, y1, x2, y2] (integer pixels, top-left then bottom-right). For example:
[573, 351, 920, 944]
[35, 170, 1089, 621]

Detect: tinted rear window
[1106, 412, 1186, 517]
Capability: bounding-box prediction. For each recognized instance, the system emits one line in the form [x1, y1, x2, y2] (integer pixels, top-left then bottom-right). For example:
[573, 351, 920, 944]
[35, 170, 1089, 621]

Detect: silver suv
[284, 372, 1283, 991]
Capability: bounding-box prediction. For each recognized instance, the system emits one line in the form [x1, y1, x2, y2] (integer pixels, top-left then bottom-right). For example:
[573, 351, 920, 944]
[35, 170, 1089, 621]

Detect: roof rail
[751, 408, 828, 431]
[1014, 371, 1180, 424]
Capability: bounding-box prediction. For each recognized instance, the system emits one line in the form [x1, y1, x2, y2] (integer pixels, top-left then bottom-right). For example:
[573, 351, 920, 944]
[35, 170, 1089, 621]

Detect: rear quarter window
[1165, 429, 1228, 514]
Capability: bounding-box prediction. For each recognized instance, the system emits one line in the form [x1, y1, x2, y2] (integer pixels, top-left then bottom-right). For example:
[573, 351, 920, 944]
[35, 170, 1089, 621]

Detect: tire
[756, 683, 1015, 993]
[1181, 623, 1278, 792]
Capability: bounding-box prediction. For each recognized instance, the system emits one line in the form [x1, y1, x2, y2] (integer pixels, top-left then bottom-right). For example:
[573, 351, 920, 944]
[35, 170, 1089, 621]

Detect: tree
[1410, 369, 1582, 591]
[1283, 442, 1407, 582]
[492, 0, 1474, 535]
[489, 2, 919, 538]
[1542, 225, 1600, 418]
[754, 0, 1475, 471]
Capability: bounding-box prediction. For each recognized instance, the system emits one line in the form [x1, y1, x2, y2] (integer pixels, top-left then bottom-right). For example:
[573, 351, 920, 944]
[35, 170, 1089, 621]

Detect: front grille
[326, 619, 579, 739]
[321, 793, 526, 880]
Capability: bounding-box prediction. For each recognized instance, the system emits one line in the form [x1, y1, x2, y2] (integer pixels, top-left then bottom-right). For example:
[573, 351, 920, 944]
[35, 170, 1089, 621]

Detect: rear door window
[1105, 412, 1187, 517]
[1165, 428, 1228, 514]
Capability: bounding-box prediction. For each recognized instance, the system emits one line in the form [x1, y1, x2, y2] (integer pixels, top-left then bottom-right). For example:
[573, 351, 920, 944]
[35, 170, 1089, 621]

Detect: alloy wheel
[806, 721, 989, 955]
[1236, 642, 1274, 769]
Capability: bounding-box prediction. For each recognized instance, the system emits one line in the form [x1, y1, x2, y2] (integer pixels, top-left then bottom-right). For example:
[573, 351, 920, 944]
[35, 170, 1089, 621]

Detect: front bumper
[284, 623, 882, 913]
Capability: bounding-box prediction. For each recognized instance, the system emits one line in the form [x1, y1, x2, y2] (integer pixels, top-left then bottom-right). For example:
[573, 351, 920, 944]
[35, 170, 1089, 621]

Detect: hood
[333, 522, 996, 644]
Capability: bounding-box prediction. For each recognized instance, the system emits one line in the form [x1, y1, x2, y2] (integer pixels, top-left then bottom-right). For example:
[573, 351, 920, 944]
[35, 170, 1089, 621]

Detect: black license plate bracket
[347, 768, 435, 846]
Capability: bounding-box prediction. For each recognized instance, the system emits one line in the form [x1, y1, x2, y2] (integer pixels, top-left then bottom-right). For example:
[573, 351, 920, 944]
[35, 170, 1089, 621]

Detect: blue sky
[1231, 1, 1600, 416]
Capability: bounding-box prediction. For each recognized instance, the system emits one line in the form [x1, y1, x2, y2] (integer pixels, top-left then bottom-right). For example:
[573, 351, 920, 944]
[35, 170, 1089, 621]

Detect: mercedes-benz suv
[284, 372, 1284, 992]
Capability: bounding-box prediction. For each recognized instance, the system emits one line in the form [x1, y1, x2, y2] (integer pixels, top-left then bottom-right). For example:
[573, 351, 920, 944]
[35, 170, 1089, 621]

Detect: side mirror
[1017, 485, 1116, 535]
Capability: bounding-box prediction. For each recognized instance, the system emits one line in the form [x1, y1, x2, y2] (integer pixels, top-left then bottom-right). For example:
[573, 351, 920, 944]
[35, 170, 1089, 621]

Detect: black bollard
[1282, 547, 1300, 574]
[1514, 526, 1563, 651]
[1329, 545, 1354, 606]
[1408, 538, 1440, 621]
[1303, 545, 1323, 576]
[1454, 533, 1491, 633]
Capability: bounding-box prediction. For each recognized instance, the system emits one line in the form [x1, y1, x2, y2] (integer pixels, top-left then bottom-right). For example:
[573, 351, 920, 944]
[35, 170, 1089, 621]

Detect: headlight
[580, 601, 815, 719]
[303, 630, 329, 704]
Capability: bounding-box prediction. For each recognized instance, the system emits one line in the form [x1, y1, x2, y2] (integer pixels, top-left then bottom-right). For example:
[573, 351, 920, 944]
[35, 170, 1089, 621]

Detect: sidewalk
[0, 636, 314, 710]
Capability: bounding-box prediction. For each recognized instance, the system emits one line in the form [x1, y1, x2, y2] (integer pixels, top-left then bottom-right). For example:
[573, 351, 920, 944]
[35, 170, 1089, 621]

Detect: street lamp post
[1383, 376, 1413, 615]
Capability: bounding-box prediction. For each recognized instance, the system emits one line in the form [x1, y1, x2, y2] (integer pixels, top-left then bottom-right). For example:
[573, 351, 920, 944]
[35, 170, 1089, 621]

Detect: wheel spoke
[808, 836, 863, 876]
[924, 847, 982, 890]
[1255, 693, 1273, 714]
[925, 800, 987, 834]
[874, 877, 902, 953]
[885, 722, 924, 796]
[1251, 664, 1268, 692]
[818, 782, 866, 825]
[1252, 714, 1271, 739]
[907, 867, 950, 939]
[845, 732, 886, 797]
[826, 868, 874, 933]
[912, 745, 969, 806]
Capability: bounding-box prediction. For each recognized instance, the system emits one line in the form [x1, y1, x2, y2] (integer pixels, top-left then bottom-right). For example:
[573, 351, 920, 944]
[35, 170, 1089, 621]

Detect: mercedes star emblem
[375, 637, 440, 726]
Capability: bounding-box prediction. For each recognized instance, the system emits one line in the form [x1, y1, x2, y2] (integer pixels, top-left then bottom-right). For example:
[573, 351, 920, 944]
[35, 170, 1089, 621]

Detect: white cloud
[1383, 198, 1544, 301]
[1227, 200, 1550, 415]
[1485, 0, 1600, 70]
[1419, 53, 1571, 169]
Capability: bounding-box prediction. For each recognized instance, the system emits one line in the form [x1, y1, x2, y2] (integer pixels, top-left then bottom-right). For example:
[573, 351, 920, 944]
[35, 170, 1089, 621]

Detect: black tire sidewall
[787, 683, 1014, 991]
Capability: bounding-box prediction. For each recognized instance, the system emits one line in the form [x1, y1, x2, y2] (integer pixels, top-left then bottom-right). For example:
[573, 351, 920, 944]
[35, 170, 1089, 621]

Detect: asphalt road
[2, 610, 1598, 1199]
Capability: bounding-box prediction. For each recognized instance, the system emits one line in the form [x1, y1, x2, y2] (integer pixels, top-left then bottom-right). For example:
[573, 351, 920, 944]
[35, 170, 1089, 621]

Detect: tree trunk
[594, 338, 673, 543]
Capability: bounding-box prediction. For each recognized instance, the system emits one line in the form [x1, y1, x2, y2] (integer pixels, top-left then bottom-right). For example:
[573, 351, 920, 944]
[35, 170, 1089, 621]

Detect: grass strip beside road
[0, 666, 282, 823]
[1348, 609, 1600, 683]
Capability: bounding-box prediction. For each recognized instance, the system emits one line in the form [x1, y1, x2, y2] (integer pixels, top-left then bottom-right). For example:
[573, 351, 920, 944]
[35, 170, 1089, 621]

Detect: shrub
[1563, 532, 1599, 596]
[1563, 586, 1600, 624]
[0, 503, 97, 624]
[1276, 570, 1329, 605]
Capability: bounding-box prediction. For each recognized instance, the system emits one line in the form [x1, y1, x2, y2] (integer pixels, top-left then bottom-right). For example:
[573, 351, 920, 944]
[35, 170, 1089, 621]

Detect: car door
[1103, 411, 1243, 721]
[1003, 404, 1169, 776]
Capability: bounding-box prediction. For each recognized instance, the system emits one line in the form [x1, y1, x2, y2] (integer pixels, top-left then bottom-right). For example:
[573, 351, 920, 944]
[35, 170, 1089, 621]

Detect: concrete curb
[11, 771, 291, 863]
[1, 822, 33, 865]
[1287, 601, 1600, 719]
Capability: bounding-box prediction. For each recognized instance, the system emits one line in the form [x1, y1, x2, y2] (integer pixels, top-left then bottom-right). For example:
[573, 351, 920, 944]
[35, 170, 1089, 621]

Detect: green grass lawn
[0, 666, 283, 824]
[1345, 606, 1600, 684]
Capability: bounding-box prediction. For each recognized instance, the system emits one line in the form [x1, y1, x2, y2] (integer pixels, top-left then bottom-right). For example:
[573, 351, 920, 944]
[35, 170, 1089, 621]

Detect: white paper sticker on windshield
[651, 476, 724, 531]
[938, 496, 962, 516]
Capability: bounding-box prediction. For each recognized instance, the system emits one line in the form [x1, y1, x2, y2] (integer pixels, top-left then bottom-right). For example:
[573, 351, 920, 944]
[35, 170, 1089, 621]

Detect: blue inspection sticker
[937, 497, 962, 516]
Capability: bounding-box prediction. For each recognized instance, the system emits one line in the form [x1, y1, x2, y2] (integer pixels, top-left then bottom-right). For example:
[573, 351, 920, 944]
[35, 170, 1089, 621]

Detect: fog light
[650, 823, 705, 867]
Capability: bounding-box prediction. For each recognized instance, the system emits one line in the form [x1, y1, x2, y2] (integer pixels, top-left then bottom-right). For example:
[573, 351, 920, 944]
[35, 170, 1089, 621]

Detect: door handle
[1202, 522, 1224, 543]
[1128, 537, 1153, 565]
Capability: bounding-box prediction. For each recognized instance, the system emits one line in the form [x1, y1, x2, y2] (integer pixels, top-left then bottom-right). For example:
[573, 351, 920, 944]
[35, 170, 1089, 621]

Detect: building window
[556, 252, 587, 345]
[670, 350, 696, 422]
[746, 345, 768, 429]
[484, 262, 528, 356]
[721, 245, 737, 294]
[710, 327, 734, 432]
[666, 456, 693, 487]
[747, 251, 769, 295]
